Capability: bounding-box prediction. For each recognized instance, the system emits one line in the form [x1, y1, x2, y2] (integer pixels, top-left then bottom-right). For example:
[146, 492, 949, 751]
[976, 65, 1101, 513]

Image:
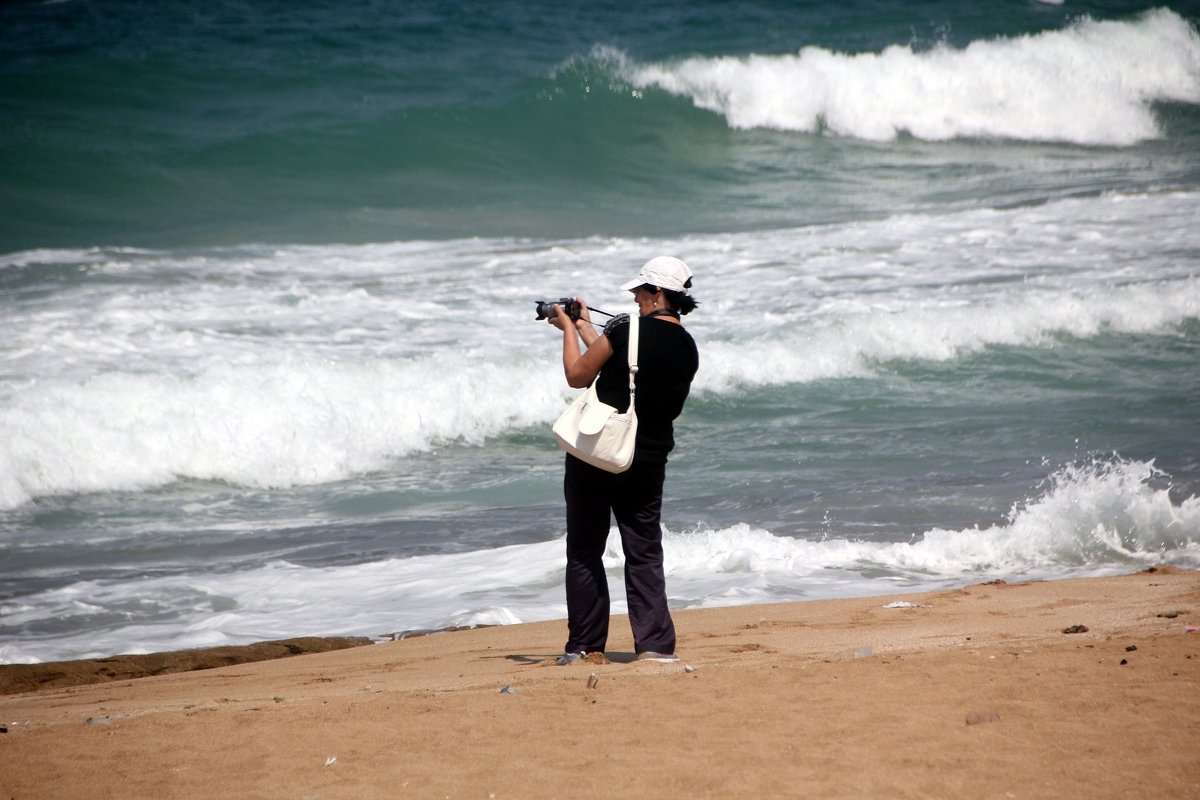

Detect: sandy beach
[2, 568, 1197, 799]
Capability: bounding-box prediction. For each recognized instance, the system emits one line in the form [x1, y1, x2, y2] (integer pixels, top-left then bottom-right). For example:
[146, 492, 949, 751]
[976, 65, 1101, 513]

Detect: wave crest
[628, 9, 1200, 145]
[658, 458, 1199, 591]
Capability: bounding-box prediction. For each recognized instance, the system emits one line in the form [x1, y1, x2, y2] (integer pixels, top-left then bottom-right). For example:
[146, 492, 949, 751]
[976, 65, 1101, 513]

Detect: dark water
[2, 1, 1197, 248]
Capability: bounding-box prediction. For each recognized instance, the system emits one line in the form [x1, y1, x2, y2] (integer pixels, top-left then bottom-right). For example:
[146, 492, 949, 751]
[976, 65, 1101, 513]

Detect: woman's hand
[573, 299, 593, 330]
[572, 299, 602, 346]
[546, 298, 580, 332]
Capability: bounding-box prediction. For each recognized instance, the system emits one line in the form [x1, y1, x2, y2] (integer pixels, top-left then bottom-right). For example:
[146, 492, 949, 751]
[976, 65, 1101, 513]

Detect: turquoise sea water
[2, 1, 1199, 662]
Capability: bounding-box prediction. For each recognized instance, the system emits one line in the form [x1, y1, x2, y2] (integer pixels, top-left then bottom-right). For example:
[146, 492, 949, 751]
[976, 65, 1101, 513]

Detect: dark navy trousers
[563, 454, 677, 655]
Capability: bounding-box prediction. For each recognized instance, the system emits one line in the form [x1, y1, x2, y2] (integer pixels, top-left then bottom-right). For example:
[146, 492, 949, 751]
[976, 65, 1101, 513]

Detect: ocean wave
[696, 275, 1200, 391]
[2, 191, 1197, 508]
[659, 458, 1200, 584]
[626, 8, 1200, 145]
[4, 456, 1196, 663]
[0, 355, 566, 509]
[2, 275, 1192, 509]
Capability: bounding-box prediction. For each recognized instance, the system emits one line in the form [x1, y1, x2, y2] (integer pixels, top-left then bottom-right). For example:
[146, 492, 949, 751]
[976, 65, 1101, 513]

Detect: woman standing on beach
[546, 256, 700, 664]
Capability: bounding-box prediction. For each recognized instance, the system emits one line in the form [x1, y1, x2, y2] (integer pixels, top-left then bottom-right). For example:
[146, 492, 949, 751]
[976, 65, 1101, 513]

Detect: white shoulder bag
[552, 315, 639, 473]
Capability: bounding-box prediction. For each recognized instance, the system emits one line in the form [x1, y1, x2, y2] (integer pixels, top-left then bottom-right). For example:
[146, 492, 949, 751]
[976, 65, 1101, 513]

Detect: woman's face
[632, 284, 663, 316]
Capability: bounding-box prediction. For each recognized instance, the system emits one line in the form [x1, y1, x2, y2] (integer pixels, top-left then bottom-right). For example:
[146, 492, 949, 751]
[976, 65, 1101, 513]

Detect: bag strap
[627, 315, 639, 410]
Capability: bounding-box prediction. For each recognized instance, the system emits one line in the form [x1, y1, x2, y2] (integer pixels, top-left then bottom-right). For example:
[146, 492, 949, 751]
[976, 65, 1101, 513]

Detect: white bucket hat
[620, 256, 693, 295]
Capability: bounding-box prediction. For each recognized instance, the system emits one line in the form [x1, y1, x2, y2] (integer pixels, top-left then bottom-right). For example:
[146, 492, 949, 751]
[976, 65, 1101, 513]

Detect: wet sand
[1, 568, 1197, 799]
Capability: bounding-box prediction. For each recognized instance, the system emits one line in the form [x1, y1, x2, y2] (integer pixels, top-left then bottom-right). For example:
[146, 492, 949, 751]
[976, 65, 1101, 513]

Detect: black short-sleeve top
[594, 313, 699, 464]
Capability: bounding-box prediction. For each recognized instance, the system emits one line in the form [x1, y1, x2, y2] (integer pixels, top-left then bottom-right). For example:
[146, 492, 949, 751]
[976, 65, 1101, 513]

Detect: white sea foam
[628, 9, 1200, 144]
[662, 460, 1200, 604]
[0, 357, 564, 504]
[697, 276, 1200, 391]
[3, 457, 1196, 663]
[1, 191, 1196, 508]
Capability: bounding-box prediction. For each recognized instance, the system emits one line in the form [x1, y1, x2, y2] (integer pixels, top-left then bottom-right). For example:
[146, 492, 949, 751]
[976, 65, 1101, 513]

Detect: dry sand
[1, 568, 1197, 799]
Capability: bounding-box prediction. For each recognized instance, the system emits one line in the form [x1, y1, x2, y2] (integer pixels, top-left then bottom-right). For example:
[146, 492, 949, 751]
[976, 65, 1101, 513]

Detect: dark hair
[661, 287, 698, 315]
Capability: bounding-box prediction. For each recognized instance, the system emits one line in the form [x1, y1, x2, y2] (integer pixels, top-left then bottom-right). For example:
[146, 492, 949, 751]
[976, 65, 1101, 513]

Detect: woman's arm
[549, 299, 613, 388]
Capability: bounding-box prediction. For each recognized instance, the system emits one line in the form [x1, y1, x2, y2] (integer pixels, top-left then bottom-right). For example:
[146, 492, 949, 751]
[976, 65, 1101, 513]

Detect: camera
[534, 298, 581, 320]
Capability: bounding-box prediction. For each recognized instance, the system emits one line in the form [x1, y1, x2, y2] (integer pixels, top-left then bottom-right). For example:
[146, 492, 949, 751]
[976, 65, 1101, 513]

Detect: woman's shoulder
[602, 312, 630, 338]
